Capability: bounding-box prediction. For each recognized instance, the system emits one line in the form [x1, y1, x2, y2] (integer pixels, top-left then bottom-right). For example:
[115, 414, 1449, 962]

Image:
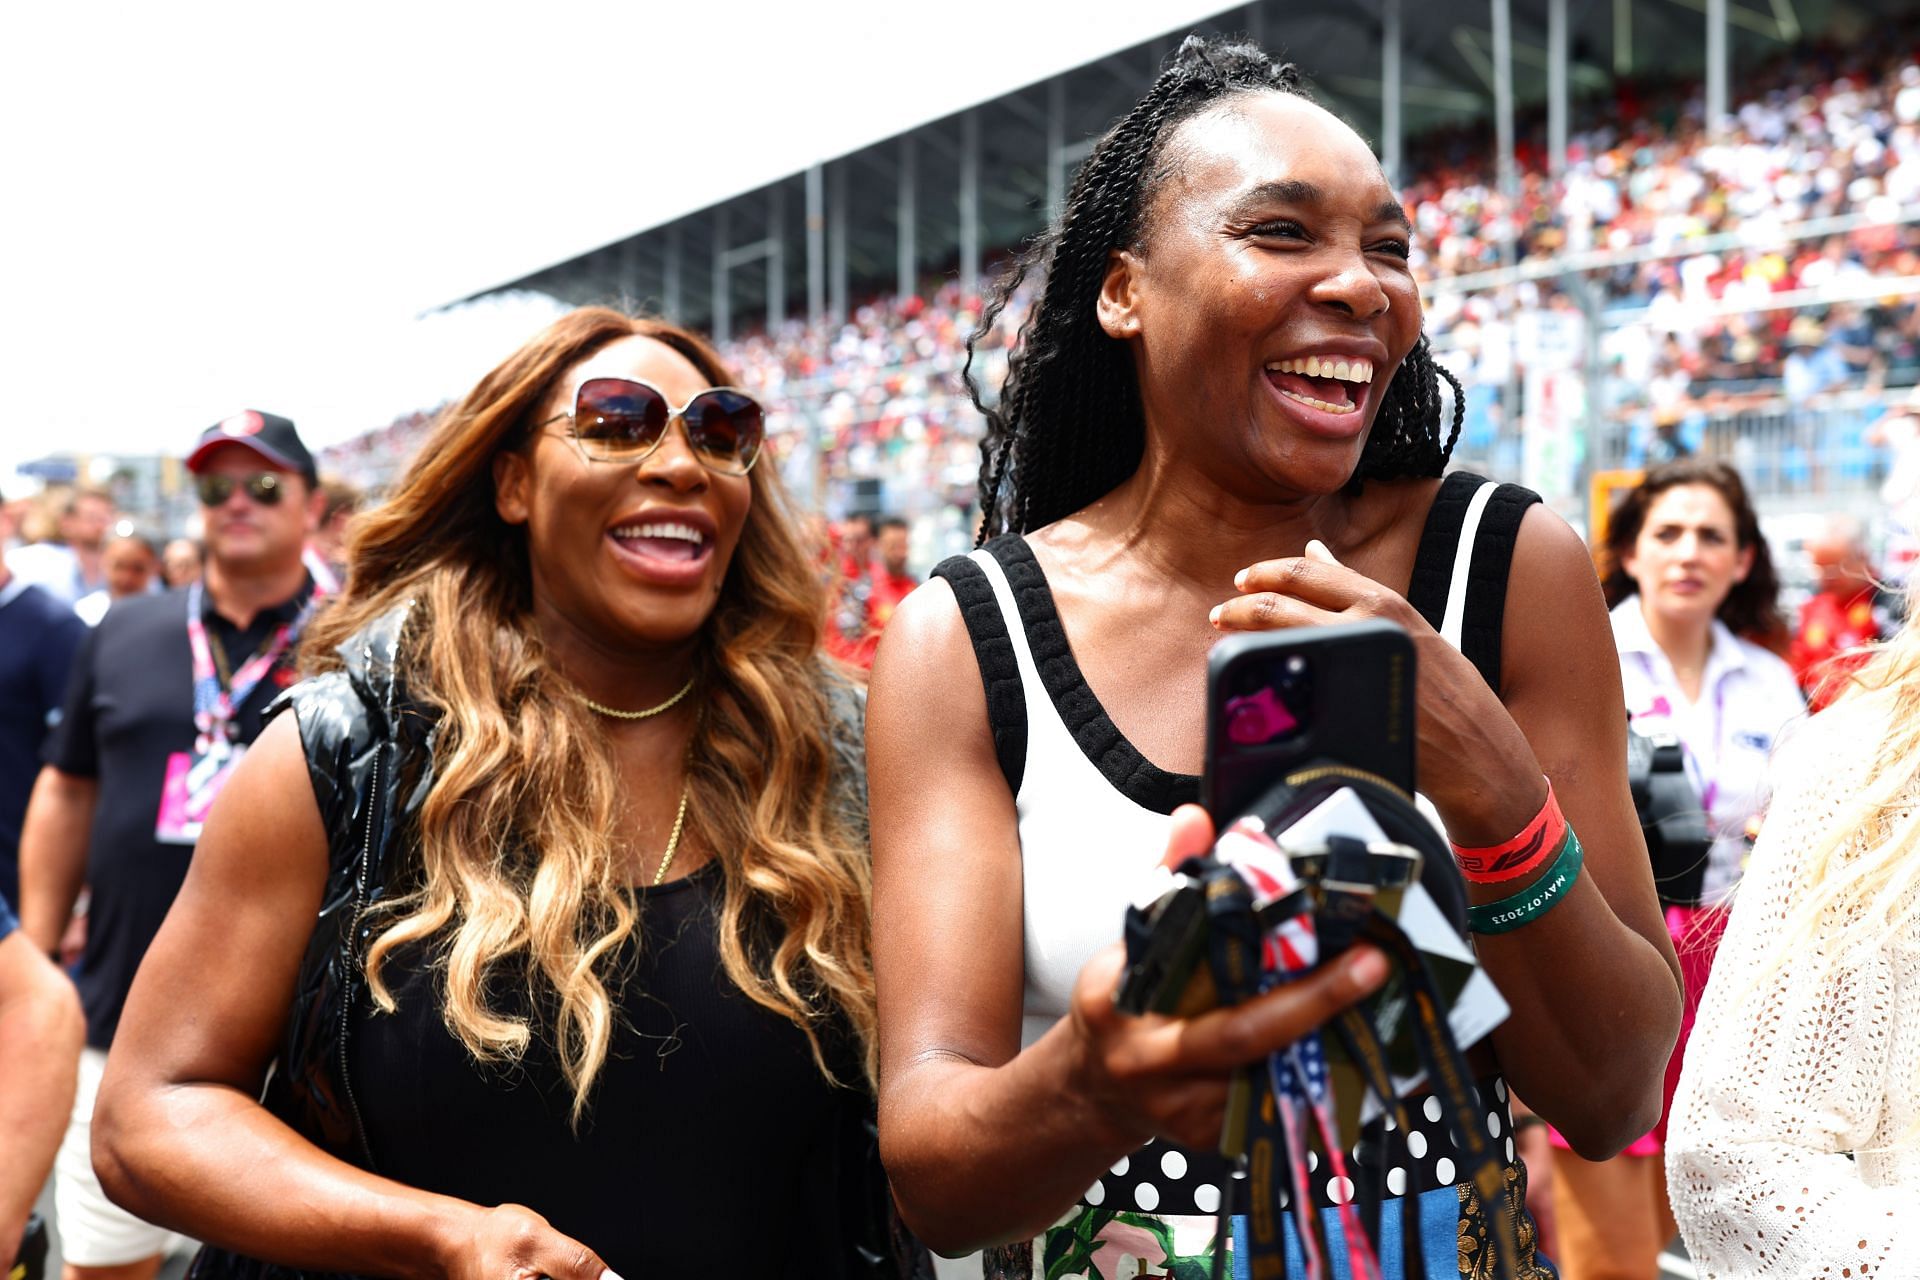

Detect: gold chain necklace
[581, 677, 695, 721]
[651, 782, 692, 886]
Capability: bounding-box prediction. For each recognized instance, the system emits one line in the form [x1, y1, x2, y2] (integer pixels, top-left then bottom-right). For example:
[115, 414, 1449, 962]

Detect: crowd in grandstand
[306, 34, 1920, 528]
[1420, 25, 1920, 430]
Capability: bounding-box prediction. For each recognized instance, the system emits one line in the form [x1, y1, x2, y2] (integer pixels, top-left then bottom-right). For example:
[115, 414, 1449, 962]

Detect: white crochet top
[1667, 701, 1920, 1276]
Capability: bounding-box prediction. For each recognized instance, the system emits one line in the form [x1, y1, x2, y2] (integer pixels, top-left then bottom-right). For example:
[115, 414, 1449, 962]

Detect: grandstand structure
[470, 0, 1807, 326]
[414, 0, 1920, 558]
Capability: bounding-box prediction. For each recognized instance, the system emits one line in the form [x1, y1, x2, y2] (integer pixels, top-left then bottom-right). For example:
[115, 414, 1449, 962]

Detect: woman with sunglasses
[91, 310, 913, 1280]
[867, 38, 1680, 1275]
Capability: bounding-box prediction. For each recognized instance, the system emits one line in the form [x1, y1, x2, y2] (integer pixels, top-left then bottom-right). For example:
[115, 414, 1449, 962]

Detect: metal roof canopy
[478, 0, 1861, 335]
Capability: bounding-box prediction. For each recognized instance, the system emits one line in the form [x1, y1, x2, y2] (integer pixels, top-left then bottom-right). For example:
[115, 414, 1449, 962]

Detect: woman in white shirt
[1549, 460, 1804, 1280]
[1665, 615, 1919, 1275]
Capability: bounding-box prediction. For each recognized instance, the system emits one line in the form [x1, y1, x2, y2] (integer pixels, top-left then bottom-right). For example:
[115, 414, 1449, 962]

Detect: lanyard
[1324, 895, 1520, 1280]
[1213, 828, 1383, 1280]
[186, 579, 320, 751]
[1635, 650, 1726, 813]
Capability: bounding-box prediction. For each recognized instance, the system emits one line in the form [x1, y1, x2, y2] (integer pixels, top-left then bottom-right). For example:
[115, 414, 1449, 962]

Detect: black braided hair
[963, 34, 1464, 541]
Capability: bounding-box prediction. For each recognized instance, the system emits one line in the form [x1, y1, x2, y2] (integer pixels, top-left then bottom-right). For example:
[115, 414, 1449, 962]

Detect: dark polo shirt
[46, 580, 313, 1048]
[0, 579, 86, 908]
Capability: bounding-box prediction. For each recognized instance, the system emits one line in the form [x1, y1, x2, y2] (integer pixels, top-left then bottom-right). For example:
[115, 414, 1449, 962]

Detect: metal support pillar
[664, 224, 683, 321]
[767, 184, 786, 331]
[1570, 273, 1606, 521]
[1246, 0, 1266, 47]
[829, 162, 848, 323]
[617, 239, 639, 310]
[1706, 0, 1729, 133]
[1548, 0, 1568, 177]
[1492, 0, 1521, 446]
[898, 137, 917, 299]
[959, 109, 980, 300]
[711, 205, 731, 345]
[1492, 0, 1517, 206]
[805, 164, 825, 324]
[1047, 78, 1066, 221]
[1614, 0, 1632, 76]
[1382, 0, 1402, 185]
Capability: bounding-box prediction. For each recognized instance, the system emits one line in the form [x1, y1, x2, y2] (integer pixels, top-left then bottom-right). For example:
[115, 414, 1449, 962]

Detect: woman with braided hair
[867, 34, 1680, 1279]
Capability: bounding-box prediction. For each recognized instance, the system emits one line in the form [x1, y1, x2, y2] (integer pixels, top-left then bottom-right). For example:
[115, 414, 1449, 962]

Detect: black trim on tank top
[1459, 483, 1540, 696]
[1403, 471, 1540, 698]
[981, 536, 1200, 816]
[931, 553, 1029, 794]
[1405, 470, 1486, 635]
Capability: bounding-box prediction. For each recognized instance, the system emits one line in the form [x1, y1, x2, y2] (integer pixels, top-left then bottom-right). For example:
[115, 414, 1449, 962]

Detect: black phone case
[1202, 620, 1417, 824]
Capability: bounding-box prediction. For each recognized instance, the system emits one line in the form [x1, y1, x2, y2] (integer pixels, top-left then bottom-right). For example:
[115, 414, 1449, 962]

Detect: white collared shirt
[1611, 596, 1806, 902]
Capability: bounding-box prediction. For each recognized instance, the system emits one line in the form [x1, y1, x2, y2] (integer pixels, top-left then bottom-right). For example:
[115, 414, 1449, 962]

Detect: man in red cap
[18, 410, 325, 1280]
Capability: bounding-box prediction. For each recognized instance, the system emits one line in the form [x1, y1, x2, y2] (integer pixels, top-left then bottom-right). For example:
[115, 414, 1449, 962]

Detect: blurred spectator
[851, 516, 919, 668]
[0, 893, 84, 1277]
[0, 494, 86, 911]
[1789, 513, 1888, 708]
[1569, 459, 1804, 1279]
[839, 513, 876, 576]
[18, 410, 324, 1280]
[1782, 317, 1848, 406]
[826, 514, 877, 666]
[1648, 407, 1696, 465]
[8, 487, 114, 607]
[74, 531, 160, 627]
[310, 477, 363, 590]
[160, 537, 204, 589]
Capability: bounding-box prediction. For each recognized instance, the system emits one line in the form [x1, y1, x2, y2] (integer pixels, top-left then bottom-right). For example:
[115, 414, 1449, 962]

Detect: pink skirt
[1548, 903, 1729, 1156]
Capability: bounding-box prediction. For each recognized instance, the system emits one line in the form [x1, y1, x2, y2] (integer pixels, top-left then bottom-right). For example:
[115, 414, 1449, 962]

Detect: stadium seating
[321, 34, 1920, 519]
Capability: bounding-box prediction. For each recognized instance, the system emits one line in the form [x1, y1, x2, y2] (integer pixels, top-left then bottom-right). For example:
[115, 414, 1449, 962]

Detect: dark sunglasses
[539, 377, 765, 475]
[196, 472, 285, 507]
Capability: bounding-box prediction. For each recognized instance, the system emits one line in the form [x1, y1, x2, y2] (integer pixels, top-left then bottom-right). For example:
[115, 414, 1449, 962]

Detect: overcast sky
[1, 0, 1233, 489]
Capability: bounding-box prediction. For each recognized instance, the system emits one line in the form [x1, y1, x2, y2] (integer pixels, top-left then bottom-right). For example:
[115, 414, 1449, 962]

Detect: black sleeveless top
[349, 859, 869, 1278]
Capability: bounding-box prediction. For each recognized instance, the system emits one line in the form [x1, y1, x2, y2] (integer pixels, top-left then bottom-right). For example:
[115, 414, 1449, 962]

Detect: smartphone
[1201, 620, 1417, 825]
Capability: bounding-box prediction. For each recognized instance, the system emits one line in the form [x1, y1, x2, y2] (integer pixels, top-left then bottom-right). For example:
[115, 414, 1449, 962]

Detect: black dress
[350, 860, 870, 1278]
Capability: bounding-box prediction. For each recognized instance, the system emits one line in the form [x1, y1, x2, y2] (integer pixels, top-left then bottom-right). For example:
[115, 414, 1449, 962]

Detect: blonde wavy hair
[1771, 610, 1920, 975]
[1747, 590, 1920, 1144]
[302, 308, 874, 1123]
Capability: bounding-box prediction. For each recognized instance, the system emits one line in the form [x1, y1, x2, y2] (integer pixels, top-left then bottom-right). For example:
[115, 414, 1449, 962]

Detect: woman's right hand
[439, 1204, 619, 1280]
[1064, 804, 1390, 1152]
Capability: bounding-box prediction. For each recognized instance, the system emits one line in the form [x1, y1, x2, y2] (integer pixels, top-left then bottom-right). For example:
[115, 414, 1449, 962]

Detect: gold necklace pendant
[582, 677, 695, 721]
[652, 783, 692, 886]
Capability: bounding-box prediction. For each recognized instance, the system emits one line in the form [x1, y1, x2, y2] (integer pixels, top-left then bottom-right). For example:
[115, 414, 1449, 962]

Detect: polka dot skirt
[1077, 1074, 1519, 1215]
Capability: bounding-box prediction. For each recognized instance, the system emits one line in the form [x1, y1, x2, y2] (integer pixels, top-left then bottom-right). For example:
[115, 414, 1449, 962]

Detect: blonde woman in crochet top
[1667, 608, 1920, 1274]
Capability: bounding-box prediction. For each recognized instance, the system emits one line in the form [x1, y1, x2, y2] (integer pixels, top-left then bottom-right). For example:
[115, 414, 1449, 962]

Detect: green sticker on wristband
[1467, 828, 1584, 935]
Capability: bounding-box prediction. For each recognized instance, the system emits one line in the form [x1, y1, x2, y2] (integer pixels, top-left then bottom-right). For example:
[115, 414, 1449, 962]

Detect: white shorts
[54, 1046, 183, 1268]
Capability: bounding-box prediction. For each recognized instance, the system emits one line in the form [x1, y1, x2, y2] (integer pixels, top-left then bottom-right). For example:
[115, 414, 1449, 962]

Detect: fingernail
[1347, 948, 1389, 990]
[1307, 539, 1333, 562]
[1208, 604, 1223, 626]
[1233, 569, 1249, 590]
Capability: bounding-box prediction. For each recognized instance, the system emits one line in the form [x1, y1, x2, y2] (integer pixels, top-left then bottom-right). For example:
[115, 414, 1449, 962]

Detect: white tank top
[932, 474, 1531, 1221]
[967, 545, 1183, 1044]
[955, 479, 1518, 1043]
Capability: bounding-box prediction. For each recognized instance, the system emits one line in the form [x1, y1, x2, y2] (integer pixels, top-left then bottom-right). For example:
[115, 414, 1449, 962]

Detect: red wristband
[1450, 780, 1566, 884]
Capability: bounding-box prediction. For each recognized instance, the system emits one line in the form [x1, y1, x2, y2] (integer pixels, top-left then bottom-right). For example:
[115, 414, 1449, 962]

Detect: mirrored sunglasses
[542, 377, 765, 475]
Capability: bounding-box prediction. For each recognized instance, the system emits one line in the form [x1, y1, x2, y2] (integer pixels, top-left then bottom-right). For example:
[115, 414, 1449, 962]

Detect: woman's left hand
[1211, 540, 1544, 844]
